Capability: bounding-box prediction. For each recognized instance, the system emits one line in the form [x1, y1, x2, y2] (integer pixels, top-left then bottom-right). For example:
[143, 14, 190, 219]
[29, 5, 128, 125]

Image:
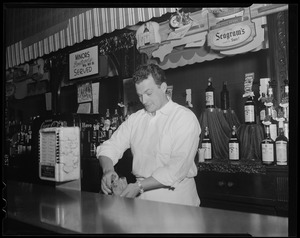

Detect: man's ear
[161, 82, 167, 93]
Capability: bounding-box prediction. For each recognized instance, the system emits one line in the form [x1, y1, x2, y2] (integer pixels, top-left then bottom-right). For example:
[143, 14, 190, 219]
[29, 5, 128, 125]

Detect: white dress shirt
[97, 100, 201, 206]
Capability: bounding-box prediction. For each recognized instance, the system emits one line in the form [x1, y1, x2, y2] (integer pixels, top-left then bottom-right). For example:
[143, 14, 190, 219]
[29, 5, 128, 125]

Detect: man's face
[135, 75, 167, 113]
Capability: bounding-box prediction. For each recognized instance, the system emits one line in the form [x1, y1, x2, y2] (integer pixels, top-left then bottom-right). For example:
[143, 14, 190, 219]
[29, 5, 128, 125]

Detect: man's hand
[120, 182, 140, 198]
[101, 170, 119, 195]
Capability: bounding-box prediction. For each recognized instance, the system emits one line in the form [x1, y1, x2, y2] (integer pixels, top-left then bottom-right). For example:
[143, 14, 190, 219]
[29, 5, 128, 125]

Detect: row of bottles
[261, 121, 288, 166]
[200, 125, 239, 161]
[7, 119, 33, 157]
[200, 122, 288, 166]
[89, 108, 125, 157]
[205, 78, 230, 110]
[244, 83, 289, 138]
[205, 77, 289, 142]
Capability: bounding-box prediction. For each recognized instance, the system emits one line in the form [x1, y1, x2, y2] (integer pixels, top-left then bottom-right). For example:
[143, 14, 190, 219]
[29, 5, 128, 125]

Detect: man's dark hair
[132, 63, 166, 85]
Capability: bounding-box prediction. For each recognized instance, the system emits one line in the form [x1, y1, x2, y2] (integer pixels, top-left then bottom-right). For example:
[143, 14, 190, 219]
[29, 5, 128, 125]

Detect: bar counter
[4, 180, 288, 236]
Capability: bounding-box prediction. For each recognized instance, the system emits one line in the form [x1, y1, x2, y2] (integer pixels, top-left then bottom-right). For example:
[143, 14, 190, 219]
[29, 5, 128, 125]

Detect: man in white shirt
[97, 63, 201, 206]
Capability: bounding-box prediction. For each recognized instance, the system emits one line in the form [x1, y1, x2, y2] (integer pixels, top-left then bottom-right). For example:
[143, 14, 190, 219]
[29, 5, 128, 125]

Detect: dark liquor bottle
[98, 117, 106, 144]
[90, 124, 98, 157]
[261, 125, 275, 165]
[201, 127, 213, 160]
[26, 124, 32, 153]
[244, 96, 255, 124]
[18, 125, 24, 155]
[275, 120, 288, 165]
[220, 81, 230, 111]
[22, 125, 27, 154]
[104, 109, 111, 139]
[205, 77, 215, 109]
[229, 125, 240, 161]
[258, 93, 266, 124]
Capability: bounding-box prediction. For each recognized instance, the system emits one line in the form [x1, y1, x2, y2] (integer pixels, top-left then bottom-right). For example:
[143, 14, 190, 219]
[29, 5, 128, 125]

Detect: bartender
[97, 63, 201, 206]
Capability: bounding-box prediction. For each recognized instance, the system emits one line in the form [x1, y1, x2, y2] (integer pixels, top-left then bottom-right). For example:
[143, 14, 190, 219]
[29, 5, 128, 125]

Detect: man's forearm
[98, 155, 114, 173]
[140, 176, 168, 192]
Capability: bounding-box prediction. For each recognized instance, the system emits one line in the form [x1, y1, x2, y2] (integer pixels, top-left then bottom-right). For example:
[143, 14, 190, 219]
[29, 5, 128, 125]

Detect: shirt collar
[158, 99, 173, 116]
[144, 99, 173, 117]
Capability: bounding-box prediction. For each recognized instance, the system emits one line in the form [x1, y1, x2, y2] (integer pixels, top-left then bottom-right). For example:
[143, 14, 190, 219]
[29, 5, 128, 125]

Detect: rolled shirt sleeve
[96, 117, 131, 166]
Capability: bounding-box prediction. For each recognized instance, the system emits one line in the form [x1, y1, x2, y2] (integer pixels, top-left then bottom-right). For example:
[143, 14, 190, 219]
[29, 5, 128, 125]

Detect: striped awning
[6, 7, 177, 69]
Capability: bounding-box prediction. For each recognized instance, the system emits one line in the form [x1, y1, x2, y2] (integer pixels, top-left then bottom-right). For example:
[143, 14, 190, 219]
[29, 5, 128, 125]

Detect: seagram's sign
[208, 21, 256, 51]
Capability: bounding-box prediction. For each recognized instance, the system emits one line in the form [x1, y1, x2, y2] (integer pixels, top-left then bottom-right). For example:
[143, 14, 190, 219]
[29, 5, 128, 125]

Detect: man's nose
[141, 94, 148, 104]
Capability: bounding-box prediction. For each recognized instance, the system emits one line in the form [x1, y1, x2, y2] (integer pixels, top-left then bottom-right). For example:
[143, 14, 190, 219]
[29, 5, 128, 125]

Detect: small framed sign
[69, 45, 99, 80]
[77, 82, 93, 103]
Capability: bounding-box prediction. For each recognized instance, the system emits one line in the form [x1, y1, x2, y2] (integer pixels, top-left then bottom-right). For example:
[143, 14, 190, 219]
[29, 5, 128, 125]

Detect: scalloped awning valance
[6, 7, 177, 69]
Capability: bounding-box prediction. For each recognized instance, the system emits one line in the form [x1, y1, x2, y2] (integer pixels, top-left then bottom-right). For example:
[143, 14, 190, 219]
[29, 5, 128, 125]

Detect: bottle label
[276, 141, 287, 165]
[269, 124, 277, 141]
[262, 144, 274, 162]
[244, 105, 255, 122]
[260, 110, 266, 121]
[202, 143, 212, 159]
[229, 143, 239, 160]
[205, 92, 214, 106]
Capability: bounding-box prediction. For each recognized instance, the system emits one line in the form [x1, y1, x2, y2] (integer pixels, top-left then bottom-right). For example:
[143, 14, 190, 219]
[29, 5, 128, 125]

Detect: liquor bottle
[283, 83, 289, 121]
[17, 125, 24, 155]
[244, 96, 255, 124]
[26, 124, 32, 153]
[90, 124, 98, 157]
[22, 124, 27, 154]
[104, 109, 111, 131]
[220, 81, 230, 111]
[258, 93, 266, 124]
[201, 127, 213, 160]
[261, 125, 275, 165]
[265, 87, 278, 141]
[275, 120, 288, 165]
[98, 117, 106, 143]
[205, 77, 215, 109]
[229, 125, 240, 161]
[111, 109, 119, 131]
[281, 81, 289, 139]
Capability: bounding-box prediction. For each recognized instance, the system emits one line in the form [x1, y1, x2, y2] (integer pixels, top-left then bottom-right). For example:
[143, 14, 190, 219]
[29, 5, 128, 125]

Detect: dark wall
[8, 94, 46, 123]
[42, 76, 120, 116]
[165, 49, 269, 123]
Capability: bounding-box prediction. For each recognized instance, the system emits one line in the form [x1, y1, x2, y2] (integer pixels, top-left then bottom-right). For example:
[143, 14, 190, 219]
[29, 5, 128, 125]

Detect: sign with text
[69, 46, 99, 80]
[77, 82, 93, 103]
[207, 17, 256, 51]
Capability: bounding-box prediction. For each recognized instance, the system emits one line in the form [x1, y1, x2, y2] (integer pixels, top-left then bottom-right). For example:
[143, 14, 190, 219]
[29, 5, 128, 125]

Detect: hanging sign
[69, 45, 99, 80]
[136, 21, 161, 49]
[207, 16, 256, 51]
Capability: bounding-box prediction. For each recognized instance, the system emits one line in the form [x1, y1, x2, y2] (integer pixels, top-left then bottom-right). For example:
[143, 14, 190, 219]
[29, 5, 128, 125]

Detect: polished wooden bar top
[5, 180, 288, 235]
